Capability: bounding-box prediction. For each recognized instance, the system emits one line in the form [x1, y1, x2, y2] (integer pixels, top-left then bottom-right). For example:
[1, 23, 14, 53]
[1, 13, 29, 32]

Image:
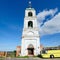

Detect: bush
[37, 54, 42, 58]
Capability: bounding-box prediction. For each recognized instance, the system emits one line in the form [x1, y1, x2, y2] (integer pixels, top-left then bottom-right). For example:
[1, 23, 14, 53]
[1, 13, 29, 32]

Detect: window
[28, 44, 34, 48]
[42, 50, 47, 54]
[28, 12, 33, 17]
[28, 21, 33, 28]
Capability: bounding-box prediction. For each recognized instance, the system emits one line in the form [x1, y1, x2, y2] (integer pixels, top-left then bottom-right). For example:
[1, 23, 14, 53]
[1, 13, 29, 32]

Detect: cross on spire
[29, 1, 32, 8]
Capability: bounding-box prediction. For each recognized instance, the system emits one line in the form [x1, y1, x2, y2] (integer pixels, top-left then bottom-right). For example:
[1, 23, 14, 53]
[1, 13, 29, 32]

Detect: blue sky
[0, 0, 60, 51]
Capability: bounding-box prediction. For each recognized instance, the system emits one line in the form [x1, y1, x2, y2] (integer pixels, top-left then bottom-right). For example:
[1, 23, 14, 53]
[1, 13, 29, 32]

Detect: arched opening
[28, 21, 33, 28]
[28, 12, 33, 17]
[27, 44, 34, 55]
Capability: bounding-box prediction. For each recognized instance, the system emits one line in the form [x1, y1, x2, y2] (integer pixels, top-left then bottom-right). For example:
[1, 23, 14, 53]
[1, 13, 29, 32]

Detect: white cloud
[37, 8, 60, 36]
[37, 8, 58, 26]
[40, 13, 60, 36]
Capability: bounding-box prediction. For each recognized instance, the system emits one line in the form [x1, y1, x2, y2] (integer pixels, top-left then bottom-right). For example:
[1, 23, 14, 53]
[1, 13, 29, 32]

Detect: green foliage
[37, 54, 43, 58]
[7, 50, 16, 58]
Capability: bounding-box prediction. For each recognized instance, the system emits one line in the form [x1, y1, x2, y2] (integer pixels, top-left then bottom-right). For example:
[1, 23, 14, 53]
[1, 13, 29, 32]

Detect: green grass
[16, 56, 29, 58]
[0, 57, 4, 60]
[16, 55, 40, 58]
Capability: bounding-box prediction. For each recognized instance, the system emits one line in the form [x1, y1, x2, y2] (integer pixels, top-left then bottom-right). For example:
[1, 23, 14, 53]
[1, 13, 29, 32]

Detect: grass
[0, 57, 4, 60]
[16, 56, 29, 58]
[16, 55, 40, 58]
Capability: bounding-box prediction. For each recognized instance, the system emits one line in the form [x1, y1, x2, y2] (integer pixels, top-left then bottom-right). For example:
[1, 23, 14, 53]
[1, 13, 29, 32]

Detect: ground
[0, 57, 60, 60]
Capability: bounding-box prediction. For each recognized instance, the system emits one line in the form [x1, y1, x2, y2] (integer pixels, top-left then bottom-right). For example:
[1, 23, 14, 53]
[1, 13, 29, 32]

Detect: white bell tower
[21, 1, 40, 56]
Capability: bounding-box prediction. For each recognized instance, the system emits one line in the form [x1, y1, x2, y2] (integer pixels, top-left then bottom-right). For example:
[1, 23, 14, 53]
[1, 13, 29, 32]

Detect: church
[16, 1, 40, 56]
[21, 1, 40, 56]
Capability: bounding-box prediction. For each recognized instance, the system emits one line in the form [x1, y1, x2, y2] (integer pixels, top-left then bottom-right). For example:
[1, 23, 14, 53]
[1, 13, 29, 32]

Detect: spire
[29, 1, 32, 8]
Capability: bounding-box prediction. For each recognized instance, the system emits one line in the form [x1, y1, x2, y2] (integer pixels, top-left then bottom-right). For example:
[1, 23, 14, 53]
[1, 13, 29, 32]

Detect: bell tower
[21, 1, 40, 56]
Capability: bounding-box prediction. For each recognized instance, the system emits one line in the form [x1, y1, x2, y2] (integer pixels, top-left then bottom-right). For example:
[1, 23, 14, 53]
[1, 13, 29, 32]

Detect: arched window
[28, 21, 33, 28]
[28, 44, 34, 48]
[28, 12, 33, 17]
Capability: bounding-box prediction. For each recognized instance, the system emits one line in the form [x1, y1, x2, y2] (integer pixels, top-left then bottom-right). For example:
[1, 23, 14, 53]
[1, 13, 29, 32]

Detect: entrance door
[27, 44, 34, 55]
[28, 48, 34, 55]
